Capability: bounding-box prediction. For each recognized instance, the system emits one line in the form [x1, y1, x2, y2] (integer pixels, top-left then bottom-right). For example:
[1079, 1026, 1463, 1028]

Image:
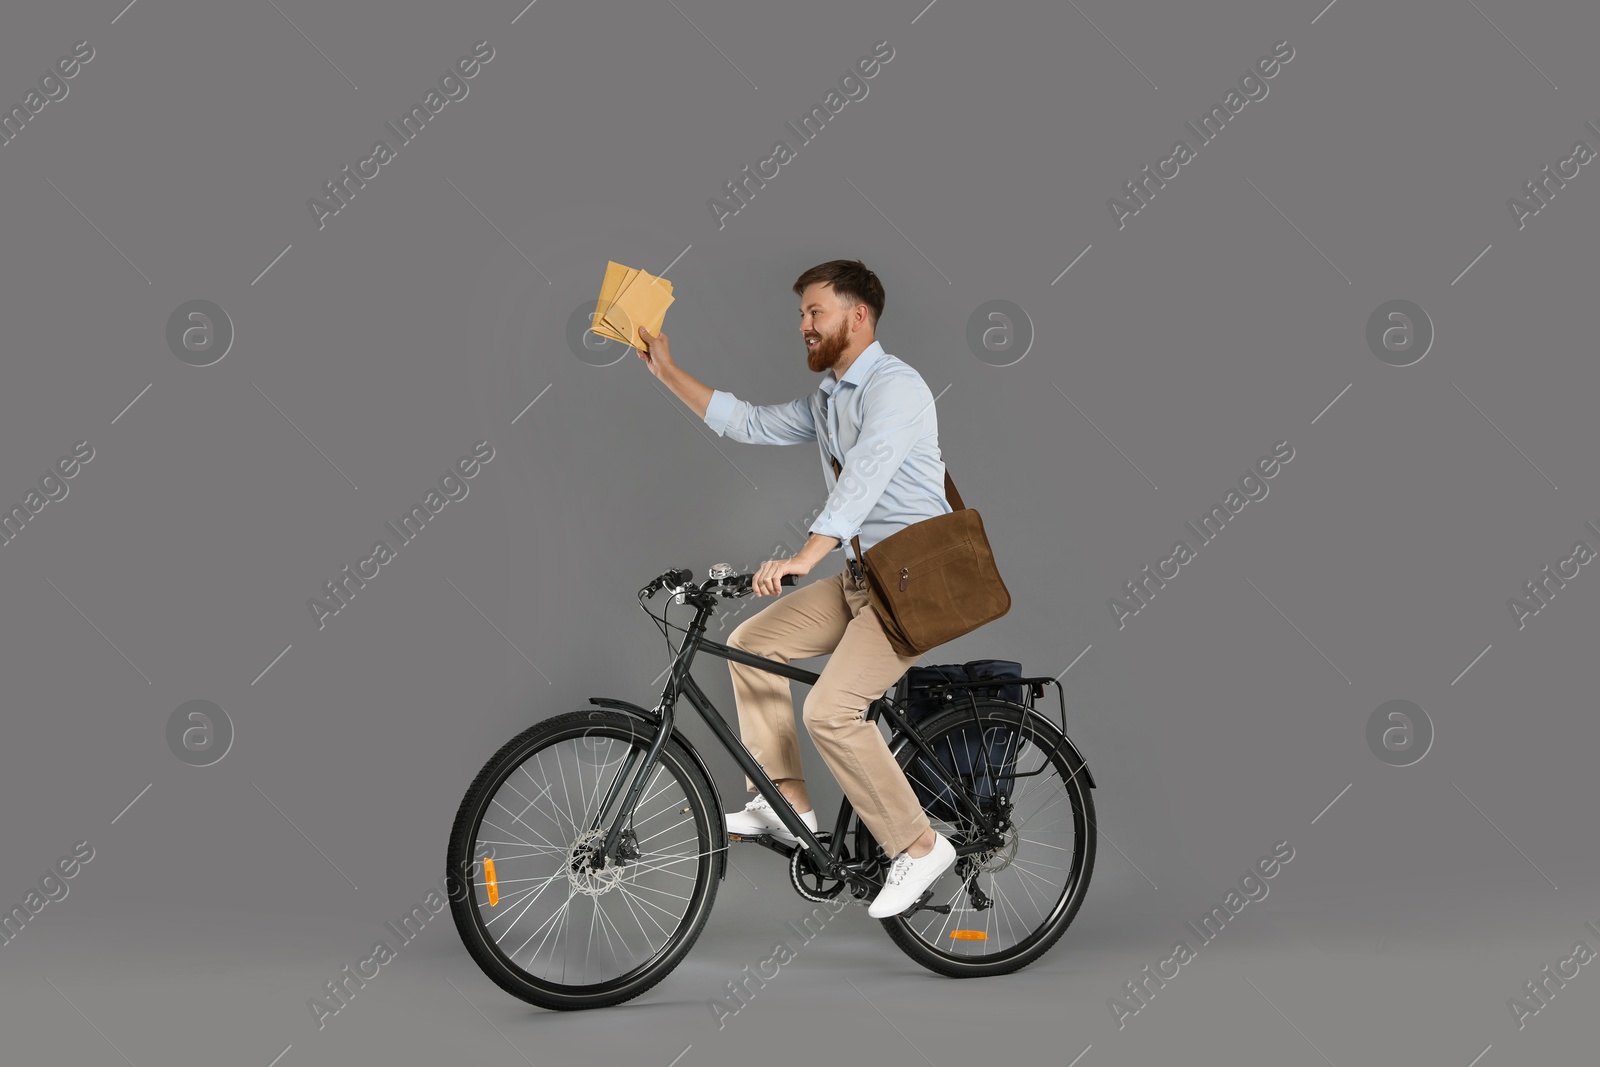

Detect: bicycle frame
[586, 582, 1015, 899]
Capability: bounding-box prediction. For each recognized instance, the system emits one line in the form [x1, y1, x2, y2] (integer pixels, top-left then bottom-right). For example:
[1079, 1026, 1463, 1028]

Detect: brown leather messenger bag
[829, 454, 1011, 657]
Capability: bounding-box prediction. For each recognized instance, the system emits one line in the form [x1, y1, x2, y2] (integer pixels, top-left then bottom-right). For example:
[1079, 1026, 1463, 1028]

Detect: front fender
[586, 697, 728, 882]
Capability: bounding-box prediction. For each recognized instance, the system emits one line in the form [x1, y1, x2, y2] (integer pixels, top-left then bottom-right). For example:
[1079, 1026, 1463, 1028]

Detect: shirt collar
[819, 340, 886, 397]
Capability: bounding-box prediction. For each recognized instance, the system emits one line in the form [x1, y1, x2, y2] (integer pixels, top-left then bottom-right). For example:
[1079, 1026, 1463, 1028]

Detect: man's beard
[806, 319, 850, 373]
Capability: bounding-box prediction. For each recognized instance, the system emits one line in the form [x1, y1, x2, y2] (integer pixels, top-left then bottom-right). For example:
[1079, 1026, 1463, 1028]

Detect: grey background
[2, 0, 1596, 1064]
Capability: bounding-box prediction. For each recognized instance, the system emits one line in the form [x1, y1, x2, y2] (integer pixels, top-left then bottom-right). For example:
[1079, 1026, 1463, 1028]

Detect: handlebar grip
[725, 572, 798, 594]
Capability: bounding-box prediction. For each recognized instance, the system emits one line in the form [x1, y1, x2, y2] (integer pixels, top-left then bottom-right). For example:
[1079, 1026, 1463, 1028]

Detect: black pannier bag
[896, 659, 1026, 823]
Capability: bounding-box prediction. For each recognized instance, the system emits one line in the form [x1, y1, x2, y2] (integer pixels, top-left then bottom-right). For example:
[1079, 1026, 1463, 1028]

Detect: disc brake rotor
[973, 824, 1019, 873]
[564, 828, 635, 896]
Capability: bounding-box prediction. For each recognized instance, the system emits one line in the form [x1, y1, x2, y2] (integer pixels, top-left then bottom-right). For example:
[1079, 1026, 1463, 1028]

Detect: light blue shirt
[701, 340, 952, 567]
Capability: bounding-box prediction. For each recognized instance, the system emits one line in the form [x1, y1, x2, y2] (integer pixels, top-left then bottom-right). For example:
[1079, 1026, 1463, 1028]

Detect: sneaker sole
[868, 846, 956, 917]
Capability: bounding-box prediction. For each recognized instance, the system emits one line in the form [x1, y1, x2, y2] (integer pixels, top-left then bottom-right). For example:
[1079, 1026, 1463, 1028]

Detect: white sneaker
[868, 832, 957, 918]
[725, 793, 817, 845]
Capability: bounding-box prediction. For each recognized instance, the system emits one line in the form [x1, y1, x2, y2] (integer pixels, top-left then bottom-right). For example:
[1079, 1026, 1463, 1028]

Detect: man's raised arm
[638, 326, 817, 446]
[639, 326, 713, 418]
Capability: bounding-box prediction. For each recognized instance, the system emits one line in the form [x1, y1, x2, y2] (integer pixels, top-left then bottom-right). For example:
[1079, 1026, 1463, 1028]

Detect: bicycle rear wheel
[877, 700, 1095, 977]
[447, 709, 721, 1010]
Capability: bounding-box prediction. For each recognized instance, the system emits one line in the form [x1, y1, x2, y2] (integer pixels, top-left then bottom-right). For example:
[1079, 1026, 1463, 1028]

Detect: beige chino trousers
[726, 564, 931, 859]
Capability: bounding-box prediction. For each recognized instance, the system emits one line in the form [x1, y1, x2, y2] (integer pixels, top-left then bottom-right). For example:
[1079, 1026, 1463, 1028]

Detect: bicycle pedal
[909, 888, 950, 915]
[727, 832, 797, 855]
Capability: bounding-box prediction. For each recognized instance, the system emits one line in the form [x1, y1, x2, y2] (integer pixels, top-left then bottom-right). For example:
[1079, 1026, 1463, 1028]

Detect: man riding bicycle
[636, 258, 957, 918]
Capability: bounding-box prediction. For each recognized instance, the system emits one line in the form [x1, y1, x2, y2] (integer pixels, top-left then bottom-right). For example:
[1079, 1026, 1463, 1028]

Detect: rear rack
[889, 673, 1069, 738]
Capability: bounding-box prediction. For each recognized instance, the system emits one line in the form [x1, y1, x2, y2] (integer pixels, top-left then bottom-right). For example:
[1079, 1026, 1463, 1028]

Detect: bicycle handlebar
[641, 566, 795, 602]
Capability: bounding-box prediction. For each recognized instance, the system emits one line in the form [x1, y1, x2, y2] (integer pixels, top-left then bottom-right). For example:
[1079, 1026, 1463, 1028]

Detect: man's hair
[793, 259, 885, 330]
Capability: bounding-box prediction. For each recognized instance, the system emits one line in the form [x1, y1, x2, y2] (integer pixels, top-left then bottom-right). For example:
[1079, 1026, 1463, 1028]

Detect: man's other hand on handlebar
[752, 533, 841, 597]
[752, 556, 814, 598]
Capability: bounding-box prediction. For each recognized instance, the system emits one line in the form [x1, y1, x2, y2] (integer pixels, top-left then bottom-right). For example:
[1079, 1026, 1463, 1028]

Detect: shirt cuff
[808, 520, 856, 547]
[703, 389, 737, 436]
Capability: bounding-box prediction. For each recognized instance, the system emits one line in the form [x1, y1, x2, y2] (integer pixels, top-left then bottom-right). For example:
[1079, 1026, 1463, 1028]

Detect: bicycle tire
[447, 709, 721, 1010]
[876, 700, 1096, 978]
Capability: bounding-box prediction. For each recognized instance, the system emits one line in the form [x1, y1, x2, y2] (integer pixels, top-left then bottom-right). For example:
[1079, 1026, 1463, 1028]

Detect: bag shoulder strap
[827, 455, 965, 510]
[828, 454, 965, 570]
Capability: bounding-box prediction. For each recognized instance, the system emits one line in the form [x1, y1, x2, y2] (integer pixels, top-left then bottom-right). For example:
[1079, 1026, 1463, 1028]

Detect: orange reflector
[484, 857, 499, 907]
[950, 930, 988, 940]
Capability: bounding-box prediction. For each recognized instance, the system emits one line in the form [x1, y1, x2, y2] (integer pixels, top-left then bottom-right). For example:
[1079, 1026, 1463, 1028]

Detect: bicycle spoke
[537, 749, 580, 840]
[585, 890, 603, 983]
[635, 764, 673, 812]
[613, 876, 672, 944]
[978, 881, 995, 954]
[992, 874, 1022, 945]
[612, 876, 692, 904]
[580, 738, 626, 830]
[637, 836, 702, 864]
[1006, 864, 1046, 920]
[486, 872, 567, 927]
[497, 778, 560, 838]
[473, 838, 566, 854]
[483, 807, 562, 854]
[1012, 860, 1061, 894]
[486, 873, 572, 890]
[1011, 786, 1070, 831]
[490, 877, 566, 951]
[634, 816, 694, 849]
[930, 884, 960, 945]
[591, 893, 633, 964]
[556, 749, 583, 837]
[508, 778, 557, 832]
[517, 886, 576, 969]
[1016, 835, 1075, 853]
[613, 882, 680, 936]
[624, 862, 699, 882]
[615, 882, 692, 920]
[474, 848, 566, 864]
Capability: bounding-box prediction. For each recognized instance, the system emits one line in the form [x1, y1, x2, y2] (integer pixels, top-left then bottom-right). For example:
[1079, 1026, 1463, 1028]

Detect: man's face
[800, 283, 853, 374]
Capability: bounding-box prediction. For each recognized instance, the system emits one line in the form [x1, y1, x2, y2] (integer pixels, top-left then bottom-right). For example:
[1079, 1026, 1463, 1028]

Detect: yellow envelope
[597, 265, 643, 342]
[590, 261, 674, 348]
[590, 262, 634, 344]
[609, 276, 674, 347]
[592, 261, 628, 328]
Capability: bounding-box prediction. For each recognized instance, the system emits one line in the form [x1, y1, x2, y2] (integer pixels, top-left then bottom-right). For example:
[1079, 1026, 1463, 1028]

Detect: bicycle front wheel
[879, 700, 1096, 977]
[446, 709, 721, 1010]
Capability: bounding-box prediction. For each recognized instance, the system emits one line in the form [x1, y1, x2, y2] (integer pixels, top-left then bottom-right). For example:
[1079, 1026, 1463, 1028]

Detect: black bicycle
[446, 564, 1097, 1011]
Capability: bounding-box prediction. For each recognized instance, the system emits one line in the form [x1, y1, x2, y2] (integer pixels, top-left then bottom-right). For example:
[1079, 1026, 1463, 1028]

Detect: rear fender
[889, 700, 1098, 790]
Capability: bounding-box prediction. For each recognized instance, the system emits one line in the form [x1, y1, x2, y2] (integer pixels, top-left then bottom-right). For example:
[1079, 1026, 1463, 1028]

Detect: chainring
[788, 833, 848, 902]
